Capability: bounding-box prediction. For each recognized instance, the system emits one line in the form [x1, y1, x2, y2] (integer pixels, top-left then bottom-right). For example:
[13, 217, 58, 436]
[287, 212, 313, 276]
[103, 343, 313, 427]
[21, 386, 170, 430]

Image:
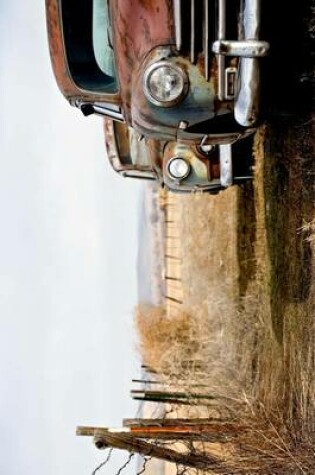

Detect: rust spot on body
[112, 0, 174, 119]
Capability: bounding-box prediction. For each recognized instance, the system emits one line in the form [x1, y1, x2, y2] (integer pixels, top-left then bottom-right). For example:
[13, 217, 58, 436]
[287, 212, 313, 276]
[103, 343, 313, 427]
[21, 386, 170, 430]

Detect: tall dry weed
[135, 297, 259, 404]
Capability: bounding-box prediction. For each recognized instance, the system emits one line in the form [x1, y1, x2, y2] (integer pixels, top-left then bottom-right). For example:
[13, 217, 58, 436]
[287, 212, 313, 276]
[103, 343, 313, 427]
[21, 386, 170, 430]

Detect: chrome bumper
[213, 0, 269, 127]
[173, 0, 269, 127]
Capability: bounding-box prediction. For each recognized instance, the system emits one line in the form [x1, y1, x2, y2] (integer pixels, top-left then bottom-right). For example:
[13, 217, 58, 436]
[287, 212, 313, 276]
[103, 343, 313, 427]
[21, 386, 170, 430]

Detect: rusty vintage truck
[46, 0, 269, 192]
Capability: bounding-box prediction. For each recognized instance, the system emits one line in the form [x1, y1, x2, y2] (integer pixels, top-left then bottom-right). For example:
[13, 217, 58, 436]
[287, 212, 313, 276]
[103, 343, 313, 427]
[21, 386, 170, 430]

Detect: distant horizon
[137, 182, 165, 308]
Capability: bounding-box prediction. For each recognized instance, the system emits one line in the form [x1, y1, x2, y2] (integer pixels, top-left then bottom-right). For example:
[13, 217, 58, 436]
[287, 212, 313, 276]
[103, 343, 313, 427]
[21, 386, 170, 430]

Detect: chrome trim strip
[218, 0, 226, 39]
[173, 0, 182, 50]
[217, 56, 225, 100]
[217, 0, 226, 100]
[219, 144, 233, 187]
[76, 100, 125, 121]
[203, 0, 209, 79]
[121, 170, 157, 181]
[92, 105, 124, 121]
[190, 0, 196, 63]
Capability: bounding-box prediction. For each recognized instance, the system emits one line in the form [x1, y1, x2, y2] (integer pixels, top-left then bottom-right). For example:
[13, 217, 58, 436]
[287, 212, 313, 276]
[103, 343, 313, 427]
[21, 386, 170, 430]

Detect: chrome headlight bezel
[143, 61, 189, 107]
[167, 157, 191, 181]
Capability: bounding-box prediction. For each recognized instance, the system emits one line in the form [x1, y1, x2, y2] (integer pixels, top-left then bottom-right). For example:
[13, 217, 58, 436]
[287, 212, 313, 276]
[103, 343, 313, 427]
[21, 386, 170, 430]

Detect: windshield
[93, 0, 116, 79]
[61, 0, 118, 93]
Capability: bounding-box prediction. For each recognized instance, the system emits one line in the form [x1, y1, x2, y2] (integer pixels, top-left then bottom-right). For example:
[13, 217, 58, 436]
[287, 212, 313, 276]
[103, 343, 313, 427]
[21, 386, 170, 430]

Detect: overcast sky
[0, 2, 142, 474]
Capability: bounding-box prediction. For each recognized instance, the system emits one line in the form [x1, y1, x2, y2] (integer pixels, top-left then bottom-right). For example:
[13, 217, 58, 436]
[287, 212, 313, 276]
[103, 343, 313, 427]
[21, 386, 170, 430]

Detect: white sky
[0, 2, 142, 474]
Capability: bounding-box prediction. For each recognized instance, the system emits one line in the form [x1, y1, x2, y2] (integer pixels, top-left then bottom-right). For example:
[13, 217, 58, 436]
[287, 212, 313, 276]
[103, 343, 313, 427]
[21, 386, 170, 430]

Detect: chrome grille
[173, 0, 182, 50]
[217, 0, 226, 98]
[173, 0, 269, 126]
[203, 0, 209, 79]
[173, 0, 241, 96]
[190, 0, 196, 63]
[173, 0, 215, 80]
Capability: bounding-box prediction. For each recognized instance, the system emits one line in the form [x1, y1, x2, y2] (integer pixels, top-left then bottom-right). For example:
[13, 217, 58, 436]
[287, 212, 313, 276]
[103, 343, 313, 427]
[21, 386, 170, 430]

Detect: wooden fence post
[76, 426, 223, 470]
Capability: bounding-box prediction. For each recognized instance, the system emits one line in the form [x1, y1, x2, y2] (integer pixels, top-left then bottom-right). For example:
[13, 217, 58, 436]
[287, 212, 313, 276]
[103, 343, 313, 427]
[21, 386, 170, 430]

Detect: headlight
[143, 61, 188, 107]
[168, 157, 191, 180]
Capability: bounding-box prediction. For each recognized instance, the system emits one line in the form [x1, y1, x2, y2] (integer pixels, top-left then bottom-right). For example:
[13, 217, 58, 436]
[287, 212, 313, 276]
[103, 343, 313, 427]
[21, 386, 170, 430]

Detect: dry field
[135, 120, 315, 473]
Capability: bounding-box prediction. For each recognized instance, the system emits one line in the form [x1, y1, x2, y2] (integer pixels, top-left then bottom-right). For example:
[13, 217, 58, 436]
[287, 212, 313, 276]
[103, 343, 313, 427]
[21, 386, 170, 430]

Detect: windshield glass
[93, 0, 116, 79]
[61, 0, 118, 93]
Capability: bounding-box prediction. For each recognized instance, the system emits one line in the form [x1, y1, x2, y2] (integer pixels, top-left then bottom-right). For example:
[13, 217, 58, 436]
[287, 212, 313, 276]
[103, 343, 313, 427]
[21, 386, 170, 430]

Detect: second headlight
[168, 157, 191, 180]
[143, 61, 189, 107]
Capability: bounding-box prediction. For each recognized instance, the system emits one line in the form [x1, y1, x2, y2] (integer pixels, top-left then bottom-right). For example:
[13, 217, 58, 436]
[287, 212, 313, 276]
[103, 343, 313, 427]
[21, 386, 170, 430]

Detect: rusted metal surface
[149, 132, 254, 193]
[46, 0, 267, 135]
[103, 118, 124, 173]
[162, 141, 222, 192]
[45, 0, 266, 192]
[45, 0, 76, 98]
[45, 0, 267, 127]
[130, 46, 218, 140]
[111, 0, 174, 123]
[103, 118, 157, 179]
[113, 133, 254, 193]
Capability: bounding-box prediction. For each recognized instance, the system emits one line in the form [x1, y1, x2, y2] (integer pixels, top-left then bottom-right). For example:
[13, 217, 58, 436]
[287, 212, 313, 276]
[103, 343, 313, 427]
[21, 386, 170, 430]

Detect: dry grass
[136, 186, 251, 397]
[250, 122, 315, 436]
[135, 304, 203, 378]
[135, 119, 314, 472]
[135, 303, 244, 399]
[300, 218, 315, 243]
[135, 188, 261, 408]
